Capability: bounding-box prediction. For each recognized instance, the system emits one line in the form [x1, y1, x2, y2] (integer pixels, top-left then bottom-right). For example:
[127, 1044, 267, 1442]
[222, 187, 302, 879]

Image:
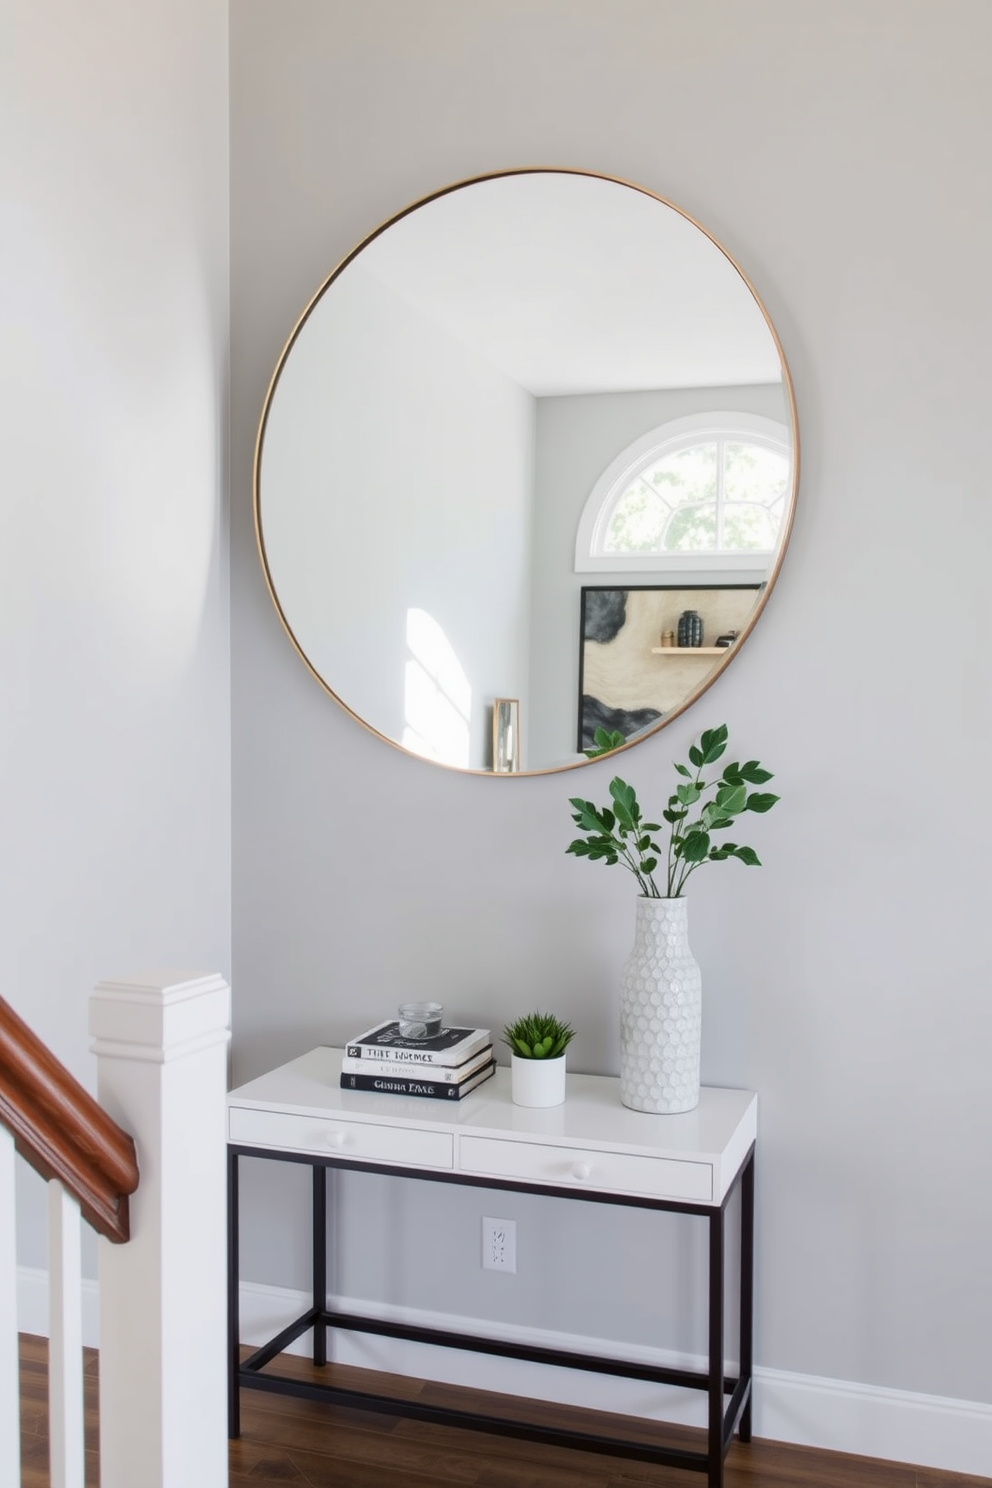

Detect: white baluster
[1, 1126, 21, 1488]
[48, 1179, 85, 1488]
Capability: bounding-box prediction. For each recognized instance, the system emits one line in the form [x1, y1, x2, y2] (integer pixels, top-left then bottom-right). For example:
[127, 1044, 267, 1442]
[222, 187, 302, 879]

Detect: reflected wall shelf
[651, 647, 729, 656]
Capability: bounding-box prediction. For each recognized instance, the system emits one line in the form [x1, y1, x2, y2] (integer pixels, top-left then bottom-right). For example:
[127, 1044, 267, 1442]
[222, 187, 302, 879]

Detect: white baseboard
[17, 1265, 100, 1349]
[19, 1268, 992, 1476]
[237, 1280, 992, 1477]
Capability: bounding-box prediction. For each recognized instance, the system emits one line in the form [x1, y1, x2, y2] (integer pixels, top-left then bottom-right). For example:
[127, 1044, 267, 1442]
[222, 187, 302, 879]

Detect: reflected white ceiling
[359, 172, 782, 397]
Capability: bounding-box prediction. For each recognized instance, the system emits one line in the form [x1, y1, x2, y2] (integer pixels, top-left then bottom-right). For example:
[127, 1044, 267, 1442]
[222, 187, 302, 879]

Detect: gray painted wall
[4, 0, 232, 1268]
[226, 0, 992, 1409]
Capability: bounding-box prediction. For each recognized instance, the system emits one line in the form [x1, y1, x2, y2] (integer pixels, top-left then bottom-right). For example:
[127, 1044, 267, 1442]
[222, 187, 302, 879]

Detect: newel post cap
[89, 970, 231, 1064]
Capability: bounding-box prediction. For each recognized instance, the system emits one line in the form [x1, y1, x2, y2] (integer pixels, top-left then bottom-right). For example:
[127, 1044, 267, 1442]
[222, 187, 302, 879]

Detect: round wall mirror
[255, 168, 799, 775]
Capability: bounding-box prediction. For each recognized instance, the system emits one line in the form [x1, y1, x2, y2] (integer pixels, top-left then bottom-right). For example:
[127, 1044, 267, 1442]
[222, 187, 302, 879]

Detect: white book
[344, 1021, 491, 1067]
[339, 1045, 494, 1084]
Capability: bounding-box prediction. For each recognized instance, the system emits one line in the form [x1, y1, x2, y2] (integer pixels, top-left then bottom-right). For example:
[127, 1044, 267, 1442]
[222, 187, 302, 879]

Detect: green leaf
[745, 792, 780, 814]
[734, 845, 762, 866]
[568, 799, 611, 834]
[676, 783, 701, 806]
[681, 829, 711, 862]
[714, 782, 747, 815]
[609, 778, 639, 829]
[688, 744, 703, 768]
[641, 821, 662, 832]
[739, 760, 773, 784]
[674, 762, 692, 777]
[699, 724, 728, 764]
[512, 1037, 532, 1057]
[641, 856, 657, 874]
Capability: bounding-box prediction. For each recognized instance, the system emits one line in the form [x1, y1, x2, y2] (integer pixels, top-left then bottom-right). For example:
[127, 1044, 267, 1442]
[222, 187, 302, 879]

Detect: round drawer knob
[326, 1129, 346, 1149]
[572, 1161, 591, 1180]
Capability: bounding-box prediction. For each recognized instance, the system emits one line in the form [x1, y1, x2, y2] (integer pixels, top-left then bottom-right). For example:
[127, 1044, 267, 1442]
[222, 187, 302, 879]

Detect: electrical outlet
[482, 1216, 516, 1273]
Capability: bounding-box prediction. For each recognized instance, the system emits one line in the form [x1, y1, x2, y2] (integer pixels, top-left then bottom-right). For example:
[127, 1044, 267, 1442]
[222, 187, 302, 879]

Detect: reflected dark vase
[678, 610, 703, 647]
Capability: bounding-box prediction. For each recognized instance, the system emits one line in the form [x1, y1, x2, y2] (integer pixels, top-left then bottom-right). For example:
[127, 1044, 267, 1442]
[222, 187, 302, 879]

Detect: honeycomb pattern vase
[619, 896, 701, 1114]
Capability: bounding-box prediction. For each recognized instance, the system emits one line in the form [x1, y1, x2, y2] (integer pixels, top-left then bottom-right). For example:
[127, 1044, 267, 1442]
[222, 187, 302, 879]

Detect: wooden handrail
[0, 994, 138, 1243]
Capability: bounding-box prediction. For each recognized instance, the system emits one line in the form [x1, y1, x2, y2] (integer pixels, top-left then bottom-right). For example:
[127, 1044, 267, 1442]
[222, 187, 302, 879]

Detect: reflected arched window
[575, 412, 791, 574]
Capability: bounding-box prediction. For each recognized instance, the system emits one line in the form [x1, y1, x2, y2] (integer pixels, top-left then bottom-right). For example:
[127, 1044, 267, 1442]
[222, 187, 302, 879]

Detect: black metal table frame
[228, 1141, 754, 1488]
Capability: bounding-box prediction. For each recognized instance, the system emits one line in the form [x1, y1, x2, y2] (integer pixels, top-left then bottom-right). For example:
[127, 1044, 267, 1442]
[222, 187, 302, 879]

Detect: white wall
[229, 0, 992, 1466]
[2, 0, 231, 1268]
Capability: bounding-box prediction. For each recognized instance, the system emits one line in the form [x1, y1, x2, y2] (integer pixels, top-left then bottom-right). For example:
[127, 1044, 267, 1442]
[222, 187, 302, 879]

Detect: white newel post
[89, 971, 231, 1488]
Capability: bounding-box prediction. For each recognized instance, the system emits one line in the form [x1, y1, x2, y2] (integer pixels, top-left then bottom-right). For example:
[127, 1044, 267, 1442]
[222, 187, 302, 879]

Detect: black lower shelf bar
[318, 1305, 729, 1393]
[237, 1367, 709, 1471]
[241, 1310, 320, 1374]
[722, 1374, 751, 1450]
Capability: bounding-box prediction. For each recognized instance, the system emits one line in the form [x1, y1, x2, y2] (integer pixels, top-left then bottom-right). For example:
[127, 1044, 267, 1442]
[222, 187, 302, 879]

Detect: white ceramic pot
[619, 896, 701, 1114]
[510, 1053, 567, 1107]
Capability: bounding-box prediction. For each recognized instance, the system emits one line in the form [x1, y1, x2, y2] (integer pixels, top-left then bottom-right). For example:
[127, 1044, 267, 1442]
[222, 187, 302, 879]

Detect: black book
[339, 1061, 496, 1101]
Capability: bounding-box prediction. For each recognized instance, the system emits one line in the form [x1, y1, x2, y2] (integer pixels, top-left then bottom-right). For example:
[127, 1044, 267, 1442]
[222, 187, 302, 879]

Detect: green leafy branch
[566, 724, 779, 899]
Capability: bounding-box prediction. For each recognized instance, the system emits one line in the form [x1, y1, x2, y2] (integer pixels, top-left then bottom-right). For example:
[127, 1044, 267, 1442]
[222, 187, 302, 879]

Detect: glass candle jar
[397, 1001, 444, 1039]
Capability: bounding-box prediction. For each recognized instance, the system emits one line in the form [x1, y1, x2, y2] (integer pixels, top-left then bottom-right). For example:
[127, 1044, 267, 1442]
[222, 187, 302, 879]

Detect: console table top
[229, 1047, 756, 1207]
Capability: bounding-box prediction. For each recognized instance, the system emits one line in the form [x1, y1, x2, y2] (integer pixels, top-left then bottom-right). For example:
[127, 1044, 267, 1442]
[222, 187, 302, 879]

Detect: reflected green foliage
[584, 727, 627, 758]
[664, 504, 717, 551]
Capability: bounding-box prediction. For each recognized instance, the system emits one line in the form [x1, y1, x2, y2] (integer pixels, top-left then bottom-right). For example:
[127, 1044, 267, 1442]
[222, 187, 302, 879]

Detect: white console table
[227, 1046, 756, 1487]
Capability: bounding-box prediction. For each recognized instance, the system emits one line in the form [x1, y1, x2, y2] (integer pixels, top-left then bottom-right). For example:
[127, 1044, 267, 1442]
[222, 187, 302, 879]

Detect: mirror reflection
[256, 169, 798, 774]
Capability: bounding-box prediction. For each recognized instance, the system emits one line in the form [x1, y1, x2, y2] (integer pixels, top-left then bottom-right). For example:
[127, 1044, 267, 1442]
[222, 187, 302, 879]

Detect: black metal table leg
[738, 1149, 755, 1442]
[227, 1148, 241, 1439]
[227, 1137, 756, 1478]
[312, 1163, 327, 1367]
[707, 1203, 725, 1488]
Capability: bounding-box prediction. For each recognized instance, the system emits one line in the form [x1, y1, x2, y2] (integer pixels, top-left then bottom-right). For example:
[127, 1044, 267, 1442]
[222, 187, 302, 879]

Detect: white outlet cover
[482, 1216, 517, 1273]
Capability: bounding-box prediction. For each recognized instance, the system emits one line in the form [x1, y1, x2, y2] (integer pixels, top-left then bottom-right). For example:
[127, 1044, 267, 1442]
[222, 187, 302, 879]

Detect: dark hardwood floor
[17, 1334, 990, 1487]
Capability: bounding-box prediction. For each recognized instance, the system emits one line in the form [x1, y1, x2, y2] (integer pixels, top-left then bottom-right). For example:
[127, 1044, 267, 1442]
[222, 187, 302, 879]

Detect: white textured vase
[619, 897, 701, 1114]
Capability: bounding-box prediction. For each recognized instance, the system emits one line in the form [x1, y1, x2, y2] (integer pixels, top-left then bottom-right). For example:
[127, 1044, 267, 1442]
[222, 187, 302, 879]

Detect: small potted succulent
[502, 1011, 576, 1108]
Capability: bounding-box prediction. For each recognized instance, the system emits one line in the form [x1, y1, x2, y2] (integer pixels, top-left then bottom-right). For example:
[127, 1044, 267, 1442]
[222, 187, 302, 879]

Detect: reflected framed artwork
[577, 586, 762, 752]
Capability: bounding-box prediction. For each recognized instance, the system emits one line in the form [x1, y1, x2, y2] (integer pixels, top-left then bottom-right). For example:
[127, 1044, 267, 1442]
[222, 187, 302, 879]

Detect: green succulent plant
[502, 1011, 576, 1061]
[567, 723, 779, 899]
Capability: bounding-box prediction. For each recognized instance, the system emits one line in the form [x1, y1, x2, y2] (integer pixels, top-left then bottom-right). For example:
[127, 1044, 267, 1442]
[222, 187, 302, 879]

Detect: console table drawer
[229, 1107, 454, 1169]
[459, 1135, 712, 1202]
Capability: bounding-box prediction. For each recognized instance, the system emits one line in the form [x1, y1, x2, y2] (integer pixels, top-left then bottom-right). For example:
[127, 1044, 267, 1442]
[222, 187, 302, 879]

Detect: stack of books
[339, 1020, 495, 1101]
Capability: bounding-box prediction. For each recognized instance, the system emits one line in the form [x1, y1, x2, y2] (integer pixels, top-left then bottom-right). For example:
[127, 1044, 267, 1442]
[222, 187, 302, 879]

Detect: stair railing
[1, 971, 230, 1488]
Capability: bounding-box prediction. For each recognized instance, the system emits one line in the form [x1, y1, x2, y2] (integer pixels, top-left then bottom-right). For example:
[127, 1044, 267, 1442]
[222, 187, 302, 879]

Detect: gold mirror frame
[254, 168, 799, 776]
